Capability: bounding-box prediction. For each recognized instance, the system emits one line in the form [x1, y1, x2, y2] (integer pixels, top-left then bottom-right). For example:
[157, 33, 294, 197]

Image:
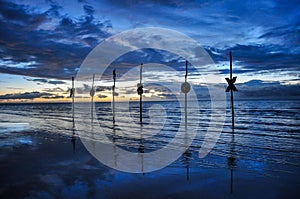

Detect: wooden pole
[229, 129, 235, 193]
[90, 74, 95, 120]
[230, 52, 235, 129]
[182, 60, 191, 181]
[225, 52, 238, 193]
[139, 125, 145, 175]
[70, 76, 76, 153]
[71, 128, 76, 154]
[226, 52, 237, 130]
[71, 77, 75, 129]
[113, 69, 116, 123]
[224, 52, 239, 193]
[181, 60, 190, 129]
[230, 56, 234, 129]
[185, 60, 188, 130]
[139, 63, 143, 124]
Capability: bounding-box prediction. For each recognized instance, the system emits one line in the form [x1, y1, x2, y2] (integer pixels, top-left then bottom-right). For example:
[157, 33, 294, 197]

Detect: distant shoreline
[0, 97, 299, 105]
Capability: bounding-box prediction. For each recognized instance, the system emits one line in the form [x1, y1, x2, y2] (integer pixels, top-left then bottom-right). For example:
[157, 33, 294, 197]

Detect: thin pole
[139, 63, 143, 124]
[90, 74, 95, 120]
[139, 125, 144, 175]
[113, 124, 117, 167]
[71, 77, 75, 153]
[182, 60, 190, 181]
[71, 128, 76, 154]
[113, 69, 116, 123]
[140, 95, 142, 123]
[181, 60, 190, 130]
[186, 61, 188, 180]
[71, 77, 75, 129]
[185, 60, 188, 130]
[230, 52, 235, 129]
[226, 52, 238, 193]
[184, 149, 191, 181]
[226, 52, 237, 130]
[229, 129, 235, 193]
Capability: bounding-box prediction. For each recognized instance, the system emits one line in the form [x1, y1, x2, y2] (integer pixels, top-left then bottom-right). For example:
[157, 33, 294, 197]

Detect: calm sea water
[0, 100, 299, 198]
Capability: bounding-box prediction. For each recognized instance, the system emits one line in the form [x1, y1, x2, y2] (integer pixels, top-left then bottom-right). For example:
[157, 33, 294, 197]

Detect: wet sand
[0, 130, 299, 199]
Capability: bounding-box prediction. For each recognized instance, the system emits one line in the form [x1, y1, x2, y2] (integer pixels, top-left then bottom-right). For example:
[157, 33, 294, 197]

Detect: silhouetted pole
[70, 76, 75, 129]
[71, 129, 76, 154]
[185, 61, 187, 129]
[90, 74, 95, 120]
[230, 53, 234, 129]
[138, 125, 145, 175]
[70, 76, 76, 153]
[137, 63, 144, 124]
[136, 63, 144, 172]
[112, 69, 116, 124]
[181, 60, 191, 130]
[184, 149, 191, 181]
[113, 124, 117, 167]
[225, 52, 238, 129]
[228, 131, 236, 194]
[181, 60, 191, 181]
[226, 52, 237, 193]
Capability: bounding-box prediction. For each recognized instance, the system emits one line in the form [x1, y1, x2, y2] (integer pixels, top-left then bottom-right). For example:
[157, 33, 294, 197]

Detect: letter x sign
[225, 77, 238, 92]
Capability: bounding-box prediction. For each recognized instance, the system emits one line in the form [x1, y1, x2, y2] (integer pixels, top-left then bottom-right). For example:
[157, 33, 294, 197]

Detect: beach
[0, 100, 299, 198]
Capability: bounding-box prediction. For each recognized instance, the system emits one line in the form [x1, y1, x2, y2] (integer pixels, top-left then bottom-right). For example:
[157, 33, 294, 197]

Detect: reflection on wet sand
[183, 148, 191, 181]
[228, 129, 236, 194]
[71, 128, 76, 154]
[1, 100, 299, 198]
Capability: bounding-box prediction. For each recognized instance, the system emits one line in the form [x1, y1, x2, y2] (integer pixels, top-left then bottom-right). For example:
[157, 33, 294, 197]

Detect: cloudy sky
[0, 0, 299, 102]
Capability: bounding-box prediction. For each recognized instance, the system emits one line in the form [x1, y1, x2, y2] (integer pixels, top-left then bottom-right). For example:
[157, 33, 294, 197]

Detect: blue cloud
[0, 0, 112, 79]
[235, 80, 300, 99]
[0, 91, 64, 100]
[25, 78, 66, 85]
[0, 0, 298, 98]
[48, 80, 66, 85]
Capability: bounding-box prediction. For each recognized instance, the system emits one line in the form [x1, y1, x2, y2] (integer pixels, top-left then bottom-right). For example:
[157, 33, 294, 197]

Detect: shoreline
[0, 130, 299, 198]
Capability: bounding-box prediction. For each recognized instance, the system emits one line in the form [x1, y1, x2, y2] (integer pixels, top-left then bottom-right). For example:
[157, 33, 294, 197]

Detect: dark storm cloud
[0, 0, 112, 79]
[258, 22, 300, 48]
[0, 0, 299, 96]
[156, 93, 177, 99]
[100, 49, 184, 80]
[96, 86, 112, 92]
[153, 80, 300, 100]
[76, 84, 91, 94]
[0, 91, 64, 100]
[25, 78, 66, 85]
[43, 87, 65, 93]
[26, 78, 48, 84]
[83, 5, 94, 16]
[193, 80, 300, 100]
[75, 84, 112, 95]
[105, 0, 194, 8]
[48, 80, 66, 85]
[0, 0, 47, 25]
[99, 0, 299, 79]
[124, 88, 136, 94]
[41, 95, 64, 99]
[113, 92, 119, 96]
[236, 80, 300, 99]
[215, 44, 300, 75]
[97, 94, 108, 98]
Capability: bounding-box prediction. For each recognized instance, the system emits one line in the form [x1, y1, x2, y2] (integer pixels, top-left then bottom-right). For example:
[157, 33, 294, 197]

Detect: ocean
[0, 99, 299, 198]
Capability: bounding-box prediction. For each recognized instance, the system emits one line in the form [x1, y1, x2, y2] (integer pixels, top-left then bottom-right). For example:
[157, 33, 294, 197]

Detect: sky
[0, 0, 299, 102]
